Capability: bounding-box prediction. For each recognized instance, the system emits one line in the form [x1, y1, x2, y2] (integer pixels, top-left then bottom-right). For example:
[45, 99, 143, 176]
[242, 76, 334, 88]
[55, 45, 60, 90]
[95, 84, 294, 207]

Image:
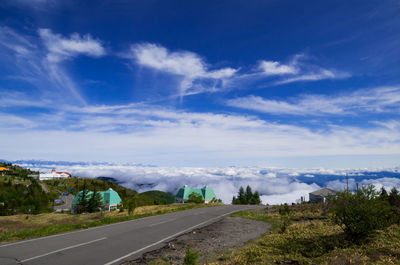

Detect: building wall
[309, 193, 323, 203]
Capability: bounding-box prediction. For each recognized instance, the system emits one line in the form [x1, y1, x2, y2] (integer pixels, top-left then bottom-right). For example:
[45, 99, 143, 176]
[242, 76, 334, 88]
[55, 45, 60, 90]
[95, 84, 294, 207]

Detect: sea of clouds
[14, 161, 400, 205]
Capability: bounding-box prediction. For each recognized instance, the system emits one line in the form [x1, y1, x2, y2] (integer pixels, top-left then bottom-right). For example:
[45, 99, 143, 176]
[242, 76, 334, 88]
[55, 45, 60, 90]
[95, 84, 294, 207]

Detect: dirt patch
[123, 216, 270, 265]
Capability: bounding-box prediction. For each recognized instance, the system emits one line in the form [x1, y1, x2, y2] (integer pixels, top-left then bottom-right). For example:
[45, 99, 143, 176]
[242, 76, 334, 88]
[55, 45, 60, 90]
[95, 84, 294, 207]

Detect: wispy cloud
[0, 27, 106, 106]
[227, 86, 400, 115]
[127, 43, 237, 99]
[258, 60, 299, 75]
[38, 28, 105, 62]
[2, 99, 400, 167]
[257, 53, 349, 84]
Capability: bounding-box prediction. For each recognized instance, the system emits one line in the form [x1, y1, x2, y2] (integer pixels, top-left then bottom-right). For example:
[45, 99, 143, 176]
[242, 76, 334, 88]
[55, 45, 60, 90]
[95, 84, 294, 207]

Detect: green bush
[187, 193, 204, 204]
[330, 185, 393, 241]
[183, 247, 199, 265]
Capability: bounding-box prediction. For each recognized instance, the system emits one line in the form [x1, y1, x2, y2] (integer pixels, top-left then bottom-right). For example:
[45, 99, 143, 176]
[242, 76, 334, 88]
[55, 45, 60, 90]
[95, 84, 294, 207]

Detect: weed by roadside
[222, 207, 400, 265]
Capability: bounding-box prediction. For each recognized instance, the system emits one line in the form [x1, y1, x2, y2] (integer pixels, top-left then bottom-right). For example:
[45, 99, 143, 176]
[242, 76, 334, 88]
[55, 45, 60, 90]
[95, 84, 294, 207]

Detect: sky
[1, 0, 400, 168]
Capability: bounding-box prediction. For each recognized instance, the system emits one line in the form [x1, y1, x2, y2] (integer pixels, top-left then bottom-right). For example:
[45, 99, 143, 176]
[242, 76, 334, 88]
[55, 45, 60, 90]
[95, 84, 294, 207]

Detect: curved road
[0, 205, 256, 265]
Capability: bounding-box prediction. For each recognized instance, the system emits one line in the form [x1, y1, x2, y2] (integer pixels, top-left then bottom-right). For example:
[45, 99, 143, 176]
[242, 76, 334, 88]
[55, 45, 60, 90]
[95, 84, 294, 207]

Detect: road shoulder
[123, 216, 271, 265]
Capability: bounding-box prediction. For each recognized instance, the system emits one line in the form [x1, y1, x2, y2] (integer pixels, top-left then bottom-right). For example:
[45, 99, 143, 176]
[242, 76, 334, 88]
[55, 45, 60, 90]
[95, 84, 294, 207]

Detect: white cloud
[2, 100, 400, 168]
[19, 162, 400, 205]
[18, 162, 322, 204]
[129, 43, 237, 98]
[227, 86, 400, 115]
[38, 28, 106, 62]
[326, 177, 400, 193]
[257, 54, 349, 84]
[37, 28, 106, 105]
[0, 27, 107, 105]
[259, 60, 298, 75]
[277, 69, 349, 84]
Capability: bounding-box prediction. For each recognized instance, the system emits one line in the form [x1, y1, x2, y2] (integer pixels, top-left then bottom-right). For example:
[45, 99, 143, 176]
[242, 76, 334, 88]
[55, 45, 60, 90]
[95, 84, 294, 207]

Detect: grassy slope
[223, 205, 400, 265]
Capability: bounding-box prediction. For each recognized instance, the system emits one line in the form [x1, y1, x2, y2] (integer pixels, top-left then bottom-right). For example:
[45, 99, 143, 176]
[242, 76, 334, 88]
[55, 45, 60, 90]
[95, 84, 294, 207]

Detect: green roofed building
[71, 188, 122, 213]
[175, 185, 217, 203]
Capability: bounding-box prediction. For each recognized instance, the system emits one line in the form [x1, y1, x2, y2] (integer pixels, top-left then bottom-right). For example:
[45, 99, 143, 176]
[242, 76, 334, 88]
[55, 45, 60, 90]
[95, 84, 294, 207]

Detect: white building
[39, 169, 73, 180]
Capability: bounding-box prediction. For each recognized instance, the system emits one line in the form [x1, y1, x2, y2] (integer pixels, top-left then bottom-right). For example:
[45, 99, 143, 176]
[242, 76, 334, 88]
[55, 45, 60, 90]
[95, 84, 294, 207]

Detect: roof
[50, 169, 71, 175]
[72, 188, 122, 205]
[176, 185, 216, 201]
[56, 172, 71, 176]
[0, 167, 9, 171]
[309, 188, 337, 197]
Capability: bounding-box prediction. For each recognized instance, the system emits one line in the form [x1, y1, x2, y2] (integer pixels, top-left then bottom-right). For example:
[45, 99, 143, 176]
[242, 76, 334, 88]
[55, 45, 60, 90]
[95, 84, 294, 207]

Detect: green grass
[231, 209, 282, 233]
[0, 204, 212, 243]
[225, 207, 400, 265]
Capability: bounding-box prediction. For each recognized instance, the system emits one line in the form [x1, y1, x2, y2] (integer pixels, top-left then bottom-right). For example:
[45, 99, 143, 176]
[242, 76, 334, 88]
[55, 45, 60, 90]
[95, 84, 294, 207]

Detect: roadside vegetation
[0, 203, 216, 243]
[222, 185, 400, 264]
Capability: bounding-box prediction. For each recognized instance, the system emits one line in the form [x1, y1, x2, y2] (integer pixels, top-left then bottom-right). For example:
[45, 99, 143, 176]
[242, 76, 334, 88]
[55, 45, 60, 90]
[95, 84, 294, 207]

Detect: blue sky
[1, 0, 400, 167]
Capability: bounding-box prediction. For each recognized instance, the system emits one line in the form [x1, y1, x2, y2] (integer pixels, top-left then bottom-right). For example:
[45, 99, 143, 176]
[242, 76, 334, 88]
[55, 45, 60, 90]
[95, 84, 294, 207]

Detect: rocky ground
[123, 216, 271, 265]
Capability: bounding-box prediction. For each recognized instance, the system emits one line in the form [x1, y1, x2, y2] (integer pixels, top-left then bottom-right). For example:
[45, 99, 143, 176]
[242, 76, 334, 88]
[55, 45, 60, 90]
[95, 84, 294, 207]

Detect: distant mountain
[96, 176, 121, 184]
[297, 171, 400, 187]
[1, 159, 157, 168]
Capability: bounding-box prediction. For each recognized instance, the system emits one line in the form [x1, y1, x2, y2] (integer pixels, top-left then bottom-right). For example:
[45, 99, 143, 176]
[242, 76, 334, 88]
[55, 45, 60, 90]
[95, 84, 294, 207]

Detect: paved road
[0, 205, 257, 265]
[54, 194, 74, 212]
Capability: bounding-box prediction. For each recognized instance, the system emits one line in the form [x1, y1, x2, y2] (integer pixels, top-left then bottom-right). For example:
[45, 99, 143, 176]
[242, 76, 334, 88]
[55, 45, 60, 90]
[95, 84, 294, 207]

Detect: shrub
[127, 196, 137, 215]
[278, 204, 292, 233]
[330, 185, 393, 241]
[187, 193, 204, 204]
[183, 247, 199, 265]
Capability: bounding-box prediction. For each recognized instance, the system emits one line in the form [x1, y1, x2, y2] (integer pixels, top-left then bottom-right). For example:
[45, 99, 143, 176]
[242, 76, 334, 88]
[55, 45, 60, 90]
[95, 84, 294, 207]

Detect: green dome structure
[71, 188, 122, 213]
[175, 185, 217, 203]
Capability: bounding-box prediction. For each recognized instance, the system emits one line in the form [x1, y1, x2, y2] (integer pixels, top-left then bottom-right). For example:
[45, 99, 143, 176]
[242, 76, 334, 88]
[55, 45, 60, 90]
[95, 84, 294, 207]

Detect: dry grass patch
[219, 208, 400, 265]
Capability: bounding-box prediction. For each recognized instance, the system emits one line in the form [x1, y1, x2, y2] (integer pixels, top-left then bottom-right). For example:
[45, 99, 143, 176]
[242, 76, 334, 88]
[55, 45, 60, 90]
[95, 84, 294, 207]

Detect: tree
[379, 187, 389, 201]
[245, 185, 253, 204]
[77, 180, 89, 214]
[187, 192, 204, 204]
[238, 187, 246, 204]
[87, 187, 103, 213]
[251, 191, 261, 205]
[127, 195, 137, 215]
[388, 187, 400, 224]
[330, 185, 393, 241]
[233, 186, 261, 205]
[232, 196, 237, 204]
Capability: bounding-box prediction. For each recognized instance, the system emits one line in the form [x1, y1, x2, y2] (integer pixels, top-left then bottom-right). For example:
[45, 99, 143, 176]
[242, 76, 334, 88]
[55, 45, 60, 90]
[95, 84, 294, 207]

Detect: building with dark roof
[309, 188, 337, 203]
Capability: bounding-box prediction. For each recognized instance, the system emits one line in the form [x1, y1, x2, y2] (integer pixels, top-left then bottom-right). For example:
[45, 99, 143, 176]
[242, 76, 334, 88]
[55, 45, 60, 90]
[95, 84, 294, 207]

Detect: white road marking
[0, 209, 183, 248]
[103, 208, 251, 265]
[149, 218, 176, 227]
[20, 237, 107, 263]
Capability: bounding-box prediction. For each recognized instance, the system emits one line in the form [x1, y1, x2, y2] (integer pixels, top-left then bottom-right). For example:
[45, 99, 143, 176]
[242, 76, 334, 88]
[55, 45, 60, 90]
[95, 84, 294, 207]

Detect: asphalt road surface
[0, 205, 257, 265]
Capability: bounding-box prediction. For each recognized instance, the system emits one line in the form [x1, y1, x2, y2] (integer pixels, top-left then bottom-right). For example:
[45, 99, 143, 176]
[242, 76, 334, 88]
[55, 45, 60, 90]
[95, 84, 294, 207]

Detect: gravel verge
[123, 216, 270, 265]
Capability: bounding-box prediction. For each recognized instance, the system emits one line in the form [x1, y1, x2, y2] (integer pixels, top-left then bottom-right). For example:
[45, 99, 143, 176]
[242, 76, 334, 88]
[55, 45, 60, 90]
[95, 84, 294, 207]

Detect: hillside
[140, 190, 176, 204]
[0, 162, 57, 215]
[0, 162, 175, 215]
[44, 177, 137, 201]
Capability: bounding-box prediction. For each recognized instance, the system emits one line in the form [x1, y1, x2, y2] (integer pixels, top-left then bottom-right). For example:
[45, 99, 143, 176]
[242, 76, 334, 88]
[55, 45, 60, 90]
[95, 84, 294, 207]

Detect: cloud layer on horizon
[18, 162, 400, 205]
